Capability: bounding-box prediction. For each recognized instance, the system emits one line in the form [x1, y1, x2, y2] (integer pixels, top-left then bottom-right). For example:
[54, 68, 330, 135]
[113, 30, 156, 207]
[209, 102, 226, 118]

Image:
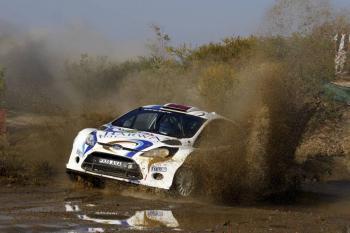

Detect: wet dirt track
[2, 181, 350, 233]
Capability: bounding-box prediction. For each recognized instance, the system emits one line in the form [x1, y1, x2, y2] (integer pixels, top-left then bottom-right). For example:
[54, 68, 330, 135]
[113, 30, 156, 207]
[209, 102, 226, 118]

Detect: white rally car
[66, 103, 236, 196]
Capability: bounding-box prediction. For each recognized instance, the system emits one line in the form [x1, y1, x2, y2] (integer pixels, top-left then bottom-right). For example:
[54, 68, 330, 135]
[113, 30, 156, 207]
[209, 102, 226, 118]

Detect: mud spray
[0, 0, 349, 202]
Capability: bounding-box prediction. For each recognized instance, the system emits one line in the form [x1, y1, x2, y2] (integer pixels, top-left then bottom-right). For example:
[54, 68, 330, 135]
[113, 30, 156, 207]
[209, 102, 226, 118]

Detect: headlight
[85, 133, 96, 146]
[140, 148, 169, 158]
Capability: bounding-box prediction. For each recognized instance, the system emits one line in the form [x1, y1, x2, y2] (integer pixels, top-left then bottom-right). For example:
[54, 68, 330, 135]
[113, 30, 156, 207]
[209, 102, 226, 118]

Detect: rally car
[66, 103, 237, 196]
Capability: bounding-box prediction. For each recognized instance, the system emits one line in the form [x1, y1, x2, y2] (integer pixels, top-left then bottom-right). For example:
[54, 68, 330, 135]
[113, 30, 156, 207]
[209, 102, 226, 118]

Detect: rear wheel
[172, 166, 195, 197]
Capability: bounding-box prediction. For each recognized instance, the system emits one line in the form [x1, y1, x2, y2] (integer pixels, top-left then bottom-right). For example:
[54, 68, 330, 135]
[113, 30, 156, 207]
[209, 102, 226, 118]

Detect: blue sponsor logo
[126, 140, 153, 158]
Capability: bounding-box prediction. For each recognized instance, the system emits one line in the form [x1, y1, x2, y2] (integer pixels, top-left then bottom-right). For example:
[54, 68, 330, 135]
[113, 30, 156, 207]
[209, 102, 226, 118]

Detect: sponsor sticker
[151, 166, 167, 172]
[98, 158, 123, 167]
[101, 128, 160, 141]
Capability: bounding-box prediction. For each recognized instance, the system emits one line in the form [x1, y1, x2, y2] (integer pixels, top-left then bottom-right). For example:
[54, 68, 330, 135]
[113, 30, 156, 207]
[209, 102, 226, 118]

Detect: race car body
[66, 103, 233, 196]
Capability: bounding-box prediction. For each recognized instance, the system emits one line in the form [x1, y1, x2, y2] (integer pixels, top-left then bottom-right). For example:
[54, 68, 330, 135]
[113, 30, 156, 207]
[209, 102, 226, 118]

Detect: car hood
[95, 126, 173, 154]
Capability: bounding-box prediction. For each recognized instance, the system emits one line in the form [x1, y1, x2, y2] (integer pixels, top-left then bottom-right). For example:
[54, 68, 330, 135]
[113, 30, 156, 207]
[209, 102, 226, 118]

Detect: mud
[1, 109, 349, 232]
[1, 181, 350, 233]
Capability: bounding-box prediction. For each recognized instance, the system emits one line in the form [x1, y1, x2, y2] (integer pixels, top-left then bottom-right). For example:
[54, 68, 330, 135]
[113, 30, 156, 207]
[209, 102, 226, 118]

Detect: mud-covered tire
[171, 166, 195, 197]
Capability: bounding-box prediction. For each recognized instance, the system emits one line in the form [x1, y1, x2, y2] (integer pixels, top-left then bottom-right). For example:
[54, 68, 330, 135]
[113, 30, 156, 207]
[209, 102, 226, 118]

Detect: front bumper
[81, 152, 143, 180]
[66, 143, 191, 190]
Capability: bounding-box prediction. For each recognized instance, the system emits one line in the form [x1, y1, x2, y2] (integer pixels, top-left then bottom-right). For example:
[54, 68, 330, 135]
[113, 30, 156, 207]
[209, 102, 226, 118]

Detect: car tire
[171, 166, 196, 197]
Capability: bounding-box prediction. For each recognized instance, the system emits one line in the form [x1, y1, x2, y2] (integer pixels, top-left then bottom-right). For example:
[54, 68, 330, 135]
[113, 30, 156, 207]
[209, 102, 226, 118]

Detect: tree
[147, 24, 171, 66]
[263, 0, 332, 36]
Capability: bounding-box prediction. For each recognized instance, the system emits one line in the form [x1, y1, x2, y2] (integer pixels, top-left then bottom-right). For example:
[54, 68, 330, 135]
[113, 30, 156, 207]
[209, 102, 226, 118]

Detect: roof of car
[142, 103, 223, 120]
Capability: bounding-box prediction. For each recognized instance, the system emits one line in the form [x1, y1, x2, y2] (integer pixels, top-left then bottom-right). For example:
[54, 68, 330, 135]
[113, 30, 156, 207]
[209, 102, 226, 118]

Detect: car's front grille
[81, 152, 142, 180]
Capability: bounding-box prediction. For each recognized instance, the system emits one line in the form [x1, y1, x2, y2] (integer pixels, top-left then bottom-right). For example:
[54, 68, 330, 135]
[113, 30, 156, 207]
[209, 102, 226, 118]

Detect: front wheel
[171, 166, 195, 197]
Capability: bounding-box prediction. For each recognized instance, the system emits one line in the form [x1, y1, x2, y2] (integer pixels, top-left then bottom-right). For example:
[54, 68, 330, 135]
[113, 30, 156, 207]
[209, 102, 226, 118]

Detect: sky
[0, 0, 348, 58]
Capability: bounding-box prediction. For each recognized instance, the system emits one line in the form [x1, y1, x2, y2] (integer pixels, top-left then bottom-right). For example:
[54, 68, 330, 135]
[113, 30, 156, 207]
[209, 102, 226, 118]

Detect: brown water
[1, 181, 350, 233]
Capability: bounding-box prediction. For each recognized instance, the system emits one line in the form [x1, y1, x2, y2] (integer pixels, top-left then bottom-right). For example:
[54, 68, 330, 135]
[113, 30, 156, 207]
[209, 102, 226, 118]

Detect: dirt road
[1, 181, 350, 233]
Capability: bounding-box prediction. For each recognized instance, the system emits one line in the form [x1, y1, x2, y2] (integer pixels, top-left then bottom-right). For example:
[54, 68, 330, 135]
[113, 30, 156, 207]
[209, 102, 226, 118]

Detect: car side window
[158, 114, 183, 137]
[183, 116, 204, 138]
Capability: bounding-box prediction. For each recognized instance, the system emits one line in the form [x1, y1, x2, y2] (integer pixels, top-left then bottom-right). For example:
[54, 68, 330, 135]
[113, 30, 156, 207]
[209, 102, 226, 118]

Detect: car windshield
[111, 108, 206, 138]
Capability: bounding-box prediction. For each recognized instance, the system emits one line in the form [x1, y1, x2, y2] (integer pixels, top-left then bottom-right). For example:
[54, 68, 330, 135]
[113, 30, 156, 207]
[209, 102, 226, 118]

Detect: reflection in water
[65, 203, 179, 231]
[65, 203, 81, 212]
[66, 228, 105, 233]
[73, 228, 104, 233]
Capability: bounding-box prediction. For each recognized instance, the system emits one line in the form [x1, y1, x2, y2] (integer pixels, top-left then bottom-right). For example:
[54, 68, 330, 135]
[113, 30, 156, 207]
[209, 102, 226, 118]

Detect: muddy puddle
[2, 181, 350, 232]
